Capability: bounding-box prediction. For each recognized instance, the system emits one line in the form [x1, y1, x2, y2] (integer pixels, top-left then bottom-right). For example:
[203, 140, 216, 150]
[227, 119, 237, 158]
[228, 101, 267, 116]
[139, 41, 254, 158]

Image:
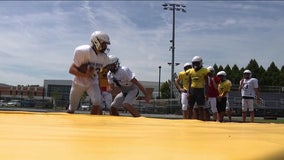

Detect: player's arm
[187, 75, 192, 99]
[69, 63, 94, 78]
[174, 78, 183, 92]
[238, 79, 244, 91]
[131, 77, 150, 103]
[204, 73, 209, 97]
[107, 83, 115, 92]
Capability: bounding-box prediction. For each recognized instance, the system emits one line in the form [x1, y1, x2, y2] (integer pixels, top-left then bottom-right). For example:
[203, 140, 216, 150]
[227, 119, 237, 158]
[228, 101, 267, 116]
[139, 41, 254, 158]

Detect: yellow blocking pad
[0, 111, 284, 160]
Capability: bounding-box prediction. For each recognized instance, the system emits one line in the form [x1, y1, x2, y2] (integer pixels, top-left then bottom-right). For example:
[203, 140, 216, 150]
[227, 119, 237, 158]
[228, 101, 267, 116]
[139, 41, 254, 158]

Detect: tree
[161, 80, 171, 99]
[265, 62, 280, 86]
[230, 64, 241, 84]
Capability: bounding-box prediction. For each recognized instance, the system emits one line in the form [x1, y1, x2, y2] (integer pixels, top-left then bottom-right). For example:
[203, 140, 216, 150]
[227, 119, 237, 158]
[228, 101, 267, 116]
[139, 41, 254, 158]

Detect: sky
[0, 1, 284, 86]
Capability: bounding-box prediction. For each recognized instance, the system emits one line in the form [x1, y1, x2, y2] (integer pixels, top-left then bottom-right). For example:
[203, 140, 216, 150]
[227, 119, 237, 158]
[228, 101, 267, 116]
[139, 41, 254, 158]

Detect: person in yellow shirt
[99, 67, 112, 114]
[187, 56, 209, 120]
[175, 63, 192, 119]
[216, 71, 231, 122]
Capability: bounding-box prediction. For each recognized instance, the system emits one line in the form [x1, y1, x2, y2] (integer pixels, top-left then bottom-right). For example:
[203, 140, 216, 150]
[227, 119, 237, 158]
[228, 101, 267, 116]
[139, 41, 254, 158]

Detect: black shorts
[188, 88, 205, 107]
[217, 97, 227, 113]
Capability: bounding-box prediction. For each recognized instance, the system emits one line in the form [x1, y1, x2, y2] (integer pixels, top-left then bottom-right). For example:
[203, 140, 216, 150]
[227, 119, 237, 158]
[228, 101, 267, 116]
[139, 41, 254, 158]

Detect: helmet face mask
[90, 31, 110, 53]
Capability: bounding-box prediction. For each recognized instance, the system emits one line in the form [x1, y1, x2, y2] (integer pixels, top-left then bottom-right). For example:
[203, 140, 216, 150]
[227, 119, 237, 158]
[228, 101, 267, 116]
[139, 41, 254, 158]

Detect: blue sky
[0, 1, 284, 86]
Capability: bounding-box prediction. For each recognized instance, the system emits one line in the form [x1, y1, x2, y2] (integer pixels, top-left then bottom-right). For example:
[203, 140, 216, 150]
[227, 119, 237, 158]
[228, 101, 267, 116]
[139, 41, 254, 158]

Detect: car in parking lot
[7, 100, 21, 107]
[0, 100, 7, 107]
[80, 103, 90, 111]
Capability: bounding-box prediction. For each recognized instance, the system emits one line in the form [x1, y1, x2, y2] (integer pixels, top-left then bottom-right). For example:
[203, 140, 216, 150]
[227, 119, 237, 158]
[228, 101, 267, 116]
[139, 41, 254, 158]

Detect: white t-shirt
[72, 45, 109, 87]
[240, 78, 258, 98]
[107, 66, 136, 93]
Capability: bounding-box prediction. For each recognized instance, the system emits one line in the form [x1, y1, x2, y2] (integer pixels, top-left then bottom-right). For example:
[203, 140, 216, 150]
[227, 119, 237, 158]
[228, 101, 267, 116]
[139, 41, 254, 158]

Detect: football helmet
[243, 69, 252, 79]
[207, 66, 214, 73]
[191, 56, 203, 70]
[217, 71, 227, 81]
[90, 31, 110, 53]
[107, 55, 120, 73]
[183, 62, 192, 71]
[217, 71, 226, 76]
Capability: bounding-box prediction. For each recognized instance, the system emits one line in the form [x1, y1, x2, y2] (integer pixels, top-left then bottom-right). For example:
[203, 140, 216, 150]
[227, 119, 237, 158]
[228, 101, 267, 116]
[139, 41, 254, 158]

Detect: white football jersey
[240, 78, 258, 98]
[107, 66, 136, 93]
[72, 45, 109, 87]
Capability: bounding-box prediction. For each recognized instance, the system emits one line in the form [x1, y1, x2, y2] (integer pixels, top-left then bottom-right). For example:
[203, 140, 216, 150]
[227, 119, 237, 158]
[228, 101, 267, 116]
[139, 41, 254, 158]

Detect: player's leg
[110, 92, 124, 116]
[196, 88, 206, 121]
[188, 97, 196, 119]
[67, 83, 86, 113]
[242, 99, 248, 122]
[123, 89, 141, 117]
[203, 100, 211, 121]
[226, 100, 232, 122]
[181, 92, 189, 119]
[209, 97, 218, 121]
[248, 99, 254, 122]
[87, 84, 103, 115]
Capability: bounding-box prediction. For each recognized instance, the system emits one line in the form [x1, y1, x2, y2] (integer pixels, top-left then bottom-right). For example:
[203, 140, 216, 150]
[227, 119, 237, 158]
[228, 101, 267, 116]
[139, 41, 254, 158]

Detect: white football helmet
[191, 56, 203, 70]
[207, 66, 214, 73]
[90, 31, 110, 53]
[243, 69, 252, 79]
[107, 55, 120, 72]
[217, 71, 227, 76]
[183, 62, 192, 70]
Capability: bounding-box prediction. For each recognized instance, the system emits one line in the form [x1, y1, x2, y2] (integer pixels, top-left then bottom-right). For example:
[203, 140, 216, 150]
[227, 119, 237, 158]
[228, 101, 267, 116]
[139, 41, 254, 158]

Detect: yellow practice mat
[0, 111, 284, 160]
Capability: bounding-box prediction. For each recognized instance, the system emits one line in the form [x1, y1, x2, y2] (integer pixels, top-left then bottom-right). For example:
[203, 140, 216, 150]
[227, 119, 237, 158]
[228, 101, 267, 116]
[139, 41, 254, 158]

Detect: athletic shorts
[207, 97, 217, 113]
[217, 97, 227, 113]
[111, 88, 139, 108]
[68, 82, 102, 112]
[242, 98, 254, 112]
[180, 92, 188, 111]
[188, 88, 205, 108]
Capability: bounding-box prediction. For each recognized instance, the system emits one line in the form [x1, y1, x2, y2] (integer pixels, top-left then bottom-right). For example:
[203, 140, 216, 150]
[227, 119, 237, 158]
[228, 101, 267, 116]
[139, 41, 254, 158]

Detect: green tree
[265, 62, 280, 86]
[280, 66, 284, 86]
[230, 64, 241, 84]
[161, 80, 171, 99]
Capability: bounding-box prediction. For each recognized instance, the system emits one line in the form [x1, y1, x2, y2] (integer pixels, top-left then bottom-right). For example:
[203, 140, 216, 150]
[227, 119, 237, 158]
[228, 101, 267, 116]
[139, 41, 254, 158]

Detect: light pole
[158, 66, 161, 99]
[162, 3, 186, 99]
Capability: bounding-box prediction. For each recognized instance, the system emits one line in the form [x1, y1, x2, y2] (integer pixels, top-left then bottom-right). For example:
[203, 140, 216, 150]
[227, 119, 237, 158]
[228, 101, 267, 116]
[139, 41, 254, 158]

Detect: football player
[175, 62, 192, 119]
[187, 56, 210, 120]
[239, 69, 260, 122]
[106, 55, 150, 117]
[67, 31, 110, 114]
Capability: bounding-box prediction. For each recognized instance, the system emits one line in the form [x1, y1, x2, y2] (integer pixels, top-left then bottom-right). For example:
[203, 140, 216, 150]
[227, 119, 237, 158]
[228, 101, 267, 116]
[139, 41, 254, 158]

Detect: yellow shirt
[177, 70, 190, 90]
[218, 80, 231, 97]
[99, 68, 109, 91]
[187, 68, 209, 88]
